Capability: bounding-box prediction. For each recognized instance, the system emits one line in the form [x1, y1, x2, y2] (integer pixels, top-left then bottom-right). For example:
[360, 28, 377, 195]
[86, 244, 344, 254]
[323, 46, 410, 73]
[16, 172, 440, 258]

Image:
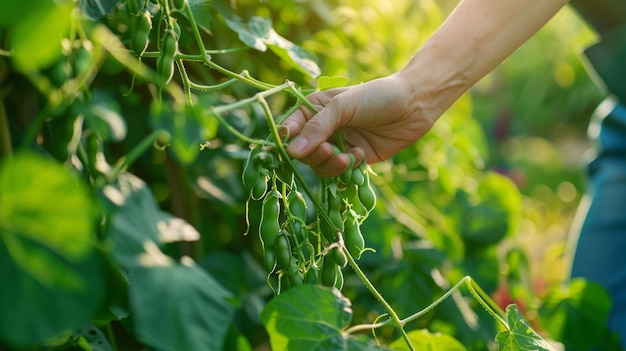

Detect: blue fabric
[570, 99, 626, 346]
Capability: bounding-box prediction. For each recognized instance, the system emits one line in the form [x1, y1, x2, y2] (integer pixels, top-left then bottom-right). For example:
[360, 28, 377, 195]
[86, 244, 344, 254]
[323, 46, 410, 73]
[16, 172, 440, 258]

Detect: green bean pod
[344, 211, 365, 259]
[358, 171, 376, 213]
[156, 29, 178, 87]
[259, 190, 280, 249]
[131, 10, 152, 56]
[275, 233, 292, 271]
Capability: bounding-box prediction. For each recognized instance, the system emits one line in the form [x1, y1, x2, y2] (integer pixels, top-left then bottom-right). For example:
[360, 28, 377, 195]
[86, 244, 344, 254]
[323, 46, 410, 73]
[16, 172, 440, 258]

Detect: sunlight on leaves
[129, 260, 235, 351]
[261, 284, 375, 351]
[102, 173, 199, 268]
[10, 0, 74, 72]
[0, 152, 95, 267]
[496, 305, 555, 351]
[317, 76, 350, 91]
[538, 278, 612, 350]
[223, 15, 320, 78]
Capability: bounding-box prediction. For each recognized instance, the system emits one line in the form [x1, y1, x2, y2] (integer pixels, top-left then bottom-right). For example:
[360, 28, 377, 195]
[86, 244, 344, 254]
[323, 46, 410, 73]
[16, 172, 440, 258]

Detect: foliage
[0, 0, 619, 350]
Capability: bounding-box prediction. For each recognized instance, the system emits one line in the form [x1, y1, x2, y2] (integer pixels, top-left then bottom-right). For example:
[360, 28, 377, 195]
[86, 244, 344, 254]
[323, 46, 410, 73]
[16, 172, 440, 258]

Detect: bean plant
[0, 0, 617, 350]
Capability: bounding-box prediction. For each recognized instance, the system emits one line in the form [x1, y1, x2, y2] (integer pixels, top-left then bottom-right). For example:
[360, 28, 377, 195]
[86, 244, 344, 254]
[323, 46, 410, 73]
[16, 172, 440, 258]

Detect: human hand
[282, 74, 439, 177]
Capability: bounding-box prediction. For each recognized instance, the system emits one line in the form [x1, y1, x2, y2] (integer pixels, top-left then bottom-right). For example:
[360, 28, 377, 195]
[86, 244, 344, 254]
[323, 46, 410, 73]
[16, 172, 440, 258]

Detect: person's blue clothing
[568, 2, 626, 345]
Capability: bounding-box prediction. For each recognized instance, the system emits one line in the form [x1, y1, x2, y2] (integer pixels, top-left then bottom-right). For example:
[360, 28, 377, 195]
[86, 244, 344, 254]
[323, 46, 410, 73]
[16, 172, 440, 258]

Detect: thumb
[286, 100, 345, 158]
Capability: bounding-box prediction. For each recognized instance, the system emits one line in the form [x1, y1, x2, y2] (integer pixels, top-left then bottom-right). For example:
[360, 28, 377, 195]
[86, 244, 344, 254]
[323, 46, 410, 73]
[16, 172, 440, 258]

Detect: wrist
[394, 41, 474, 122]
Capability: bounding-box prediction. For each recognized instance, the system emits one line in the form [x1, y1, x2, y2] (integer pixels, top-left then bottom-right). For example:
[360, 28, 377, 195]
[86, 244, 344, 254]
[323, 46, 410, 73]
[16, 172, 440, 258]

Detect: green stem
[105, 323, 119, 351]
[175, 59, 194, 106]
[109, 130, 168, 180]
[141, 48, 248, 60]
[182, 5, 274, 91]
[345, 248, 414, 350]
[188, 77, 238, 92]
[281, 182, 306, 265]
[212, 82, 292, 114]
[400, 276, 471, 326]
[209, 109, 273, 147]
[285, 83, 319, 116]
[345, 276, 510, 335]
[465, 276, 508, 328]
[257, 98, 335, 234]
[0, 96, 11, 160]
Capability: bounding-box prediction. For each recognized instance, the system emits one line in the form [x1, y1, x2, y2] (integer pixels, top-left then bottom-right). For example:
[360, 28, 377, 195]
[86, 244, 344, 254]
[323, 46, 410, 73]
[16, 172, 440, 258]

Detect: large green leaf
[496, 305, 554, 351]
[76, 90, 127, 142]
[537, 278, 612, 350]
[10, 0, 74, 72]
[222, 15, 320, 78]
[101, 173, 200, 268]
[129, 259, 236, 351]
[0, 153, 105, 348]
[389, 330, 467, 351]
[260, 284, 383, 351]
[0, 152, 96, 281]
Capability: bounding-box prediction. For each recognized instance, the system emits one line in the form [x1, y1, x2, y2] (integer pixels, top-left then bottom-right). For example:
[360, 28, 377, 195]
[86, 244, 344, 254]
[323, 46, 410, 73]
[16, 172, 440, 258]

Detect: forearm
[398, 0, 568, 115]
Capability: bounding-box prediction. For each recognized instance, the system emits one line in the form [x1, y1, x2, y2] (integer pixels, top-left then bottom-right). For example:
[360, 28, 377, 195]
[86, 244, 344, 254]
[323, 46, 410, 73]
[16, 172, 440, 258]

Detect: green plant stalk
[0, 96, 11, 159]
[142, 48, 248, 60]
[209, 109, 273, 147]
[345, 276, 510, 334]
[212, 82, 292, 114]
[105, 323, 119, 351]
[281, 182, 307, 265]
[466, 276, 508, 328]
[109, 130, 168, 180]
[188, 77, 238, 92]
[257, 98, 335, 234]
[206, 82, 294, 147]
[183, 5, 275, 91]
[285, 83, 319, 118]
[344, 247, 414, 351]
[175, 59, 194, 106]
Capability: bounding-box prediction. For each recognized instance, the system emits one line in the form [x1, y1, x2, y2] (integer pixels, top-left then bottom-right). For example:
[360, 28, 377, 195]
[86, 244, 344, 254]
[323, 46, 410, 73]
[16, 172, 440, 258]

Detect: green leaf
[317, 76, 349, 91]
[129, 259, 235, 351]
[261, 284, 355, 351]
[389, 329, 467, 351]
[101, 173, 200, 268]
[0, 152, 96, 277]
[10, 0, 74, 72]
[537, 278, 612, 350]
[187, 0, 214, 32]
[222, 15, 320, 78]
[0, 154, 104, 347]
[78, 0, 119, 19]
[496, 305, 554, 351]
[78, 324, 114, 351]
[78, 90, 127, 142]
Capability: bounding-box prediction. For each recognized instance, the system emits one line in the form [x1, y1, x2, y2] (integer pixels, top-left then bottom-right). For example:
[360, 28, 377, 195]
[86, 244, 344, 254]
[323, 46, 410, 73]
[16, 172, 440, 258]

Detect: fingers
[308, 145, 366, 178]
[287, 100, 344, 159]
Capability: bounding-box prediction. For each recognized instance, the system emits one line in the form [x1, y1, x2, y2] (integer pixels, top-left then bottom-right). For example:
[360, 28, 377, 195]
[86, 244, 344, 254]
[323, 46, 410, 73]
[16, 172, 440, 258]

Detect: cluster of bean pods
[242, 144, 376, 294]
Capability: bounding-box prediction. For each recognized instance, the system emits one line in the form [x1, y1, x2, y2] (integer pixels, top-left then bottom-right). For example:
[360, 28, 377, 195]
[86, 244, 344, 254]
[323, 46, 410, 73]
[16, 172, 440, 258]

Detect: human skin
[282, 0, 568, 177]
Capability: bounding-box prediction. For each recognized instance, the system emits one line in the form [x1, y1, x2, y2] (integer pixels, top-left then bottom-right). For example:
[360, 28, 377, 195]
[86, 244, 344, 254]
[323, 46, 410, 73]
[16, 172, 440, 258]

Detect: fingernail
[288, 137, 308, 155]
[278, 125, 288, 139]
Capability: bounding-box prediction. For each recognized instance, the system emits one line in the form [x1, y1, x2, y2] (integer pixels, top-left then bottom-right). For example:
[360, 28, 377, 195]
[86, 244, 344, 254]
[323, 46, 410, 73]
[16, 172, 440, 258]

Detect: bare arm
[400, 0, 568, 116]
[284, 0, 568, 176]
